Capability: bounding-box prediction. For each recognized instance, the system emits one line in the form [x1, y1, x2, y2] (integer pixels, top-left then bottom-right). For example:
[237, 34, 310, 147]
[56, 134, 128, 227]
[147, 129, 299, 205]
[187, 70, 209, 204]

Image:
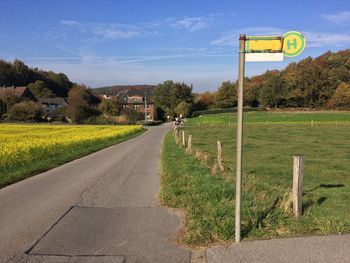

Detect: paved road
[0, 124, 190, 263]
[206, 234, 350, 263]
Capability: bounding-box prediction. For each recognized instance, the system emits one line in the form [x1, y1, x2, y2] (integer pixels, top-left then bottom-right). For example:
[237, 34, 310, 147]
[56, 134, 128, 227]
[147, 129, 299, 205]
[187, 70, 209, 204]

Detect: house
[0, 86, 38, 102]
[38, 97, 67, 114]
[98, 85, 156, 121]
[119, 87, 155, 121]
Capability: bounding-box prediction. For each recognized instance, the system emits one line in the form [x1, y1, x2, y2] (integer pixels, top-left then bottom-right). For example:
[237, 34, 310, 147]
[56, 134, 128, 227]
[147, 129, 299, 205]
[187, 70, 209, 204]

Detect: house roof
[0, 86, 28, 96]
[119, 86, 155, 103]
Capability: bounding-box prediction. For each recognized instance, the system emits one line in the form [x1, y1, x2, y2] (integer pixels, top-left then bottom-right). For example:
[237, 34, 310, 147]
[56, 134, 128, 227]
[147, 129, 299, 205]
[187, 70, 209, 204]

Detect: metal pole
[235, 34, 246, 243]
[144, 96, 147, 124]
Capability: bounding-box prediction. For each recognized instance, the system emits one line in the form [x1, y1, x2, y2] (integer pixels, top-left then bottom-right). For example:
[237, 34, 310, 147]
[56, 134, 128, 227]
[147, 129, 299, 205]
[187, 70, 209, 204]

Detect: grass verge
[161, 132, 234, 246]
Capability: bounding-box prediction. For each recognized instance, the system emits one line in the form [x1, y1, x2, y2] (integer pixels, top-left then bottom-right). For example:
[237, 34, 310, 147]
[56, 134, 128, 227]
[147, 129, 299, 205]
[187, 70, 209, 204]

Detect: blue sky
[0, 0, 349, 92]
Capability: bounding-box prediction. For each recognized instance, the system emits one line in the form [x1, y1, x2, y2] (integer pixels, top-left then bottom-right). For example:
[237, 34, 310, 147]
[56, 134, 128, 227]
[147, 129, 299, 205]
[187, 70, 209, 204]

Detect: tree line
[195, 49, 350, 111]
[0, 59, 73, 98]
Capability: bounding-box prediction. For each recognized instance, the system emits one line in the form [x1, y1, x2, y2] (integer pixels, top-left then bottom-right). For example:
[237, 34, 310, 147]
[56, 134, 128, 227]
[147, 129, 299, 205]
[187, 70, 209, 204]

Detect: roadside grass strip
[161, 111, 350, 246]
[0, 124, 144, 188]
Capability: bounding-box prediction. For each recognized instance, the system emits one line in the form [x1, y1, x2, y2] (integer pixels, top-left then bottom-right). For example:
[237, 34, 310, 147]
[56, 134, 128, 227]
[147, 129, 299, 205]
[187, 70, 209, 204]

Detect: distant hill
[93, 85, 156, 101]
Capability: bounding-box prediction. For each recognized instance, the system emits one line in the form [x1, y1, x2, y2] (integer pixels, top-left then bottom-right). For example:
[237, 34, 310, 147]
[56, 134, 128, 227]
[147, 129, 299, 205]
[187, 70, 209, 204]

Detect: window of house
[134, 105, 140, 110]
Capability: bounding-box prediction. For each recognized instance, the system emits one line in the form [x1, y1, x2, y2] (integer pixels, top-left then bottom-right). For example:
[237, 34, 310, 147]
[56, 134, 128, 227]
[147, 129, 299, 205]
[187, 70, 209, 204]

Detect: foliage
[242, 49, 350, 108]
[0, 59, 73, 97]
[28, 80, 55, 98]
[329, 82, 350, 108]
[175, 101, 191, 118]
[214, 81, 237, 108]
[66, 84, 99, 123]
[194, 91, 216, 111]
[0, 124, 143, 187]
[0, 89, 19, 114]
[8, 101, 43, 121]
[0, 99, 5, 118]
[50, 106, 68, 122]
[98, 98, 121, 116]
[152, 80, 194, 120]
[258, 71, 284, 107]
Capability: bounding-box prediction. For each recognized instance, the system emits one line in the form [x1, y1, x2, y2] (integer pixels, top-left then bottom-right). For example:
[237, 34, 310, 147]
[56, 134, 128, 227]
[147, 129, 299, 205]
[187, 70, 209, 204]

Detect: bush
[8, 101, 44, 121]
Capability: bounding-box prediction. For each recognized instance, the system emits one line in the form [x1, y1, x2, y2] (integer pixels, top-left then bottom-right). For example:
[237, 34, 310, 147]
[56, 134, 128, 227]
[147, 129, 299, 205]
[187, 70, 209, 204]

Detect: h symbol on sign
[287, 38, 297, 50]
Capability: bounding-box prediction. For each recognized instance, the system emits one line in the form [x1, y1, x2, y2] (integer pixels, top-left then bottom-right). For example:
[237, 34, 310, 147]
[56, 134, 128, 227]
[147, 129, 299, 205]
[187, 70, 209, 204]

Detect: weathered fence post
[293, 155, 304, 218]
[182, 131, 186, 147]
[217, 141, 224, 172]
[187, 135, 192, 153]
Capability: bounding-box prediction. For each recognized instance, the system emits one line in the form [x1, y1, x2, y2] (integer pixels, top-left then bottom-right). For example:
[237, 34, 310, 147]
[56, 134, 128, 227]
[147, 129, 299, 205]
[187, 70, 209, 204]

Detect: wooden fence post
[293, 155, 304, 218]
[182, 131, 186, 147]
[217, 141, 224, 172]
[187, 135, 192, 153]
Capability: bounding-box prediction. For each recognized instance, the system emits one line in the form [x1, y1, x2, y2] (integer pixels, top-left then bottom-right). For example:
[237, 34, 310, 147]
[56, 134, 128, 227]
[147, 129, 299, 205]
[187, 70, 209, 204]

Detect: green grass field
[161, 111, 350, 246]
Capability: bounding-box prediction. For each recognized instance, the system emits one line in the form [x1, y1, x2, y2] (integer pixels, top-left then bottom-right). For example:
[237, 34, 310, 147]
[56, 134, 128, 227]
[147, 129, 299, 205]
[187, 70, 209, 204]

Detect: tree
[98, 98, 121, 116]
[0, 89, 19, 113]
[66, 84, 98, 123]
[330, 82, 350, 108]
[214, 81, 237, 108]
[28, 80, 55, 98]
[175, 101, 191, 118]
[194, 91, 215, 111]
[152, 80, 194, 120]
[0, 99, 5, 118]
[258, 72, 283, 107]
[8, 101, 43, 121]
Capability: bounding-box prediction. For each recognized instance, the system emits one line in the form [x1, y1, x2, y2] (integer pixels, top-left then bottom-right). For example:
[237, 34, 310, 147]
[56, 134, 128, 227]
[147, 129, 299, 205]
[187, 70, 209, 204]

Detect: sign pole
[235, 34, 246, 243]
[144, 96, 147, 124]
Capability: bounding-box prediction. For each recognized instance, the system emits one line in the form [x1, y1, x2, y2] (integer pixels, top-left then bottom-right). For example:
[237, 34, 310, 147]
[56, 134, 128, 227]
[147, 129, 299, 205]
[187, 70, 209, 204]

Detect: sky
[0, 0, 349, 92]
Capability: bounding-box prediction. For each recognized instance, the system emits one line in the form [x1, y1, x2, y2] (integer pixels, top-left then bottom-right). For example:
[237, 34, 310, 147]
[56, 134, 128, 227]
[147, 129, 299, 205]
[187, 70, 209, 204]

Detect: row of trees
[0, 59, 73, 98]
[195, 49, 350, 110]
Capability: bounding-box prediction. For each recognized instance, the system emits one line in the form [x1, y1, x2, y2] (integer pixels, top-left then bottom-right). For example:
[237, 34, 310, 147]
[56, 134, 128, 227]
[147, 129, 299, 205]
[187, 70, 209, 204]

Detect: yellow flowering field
[0, 124, 143, 187]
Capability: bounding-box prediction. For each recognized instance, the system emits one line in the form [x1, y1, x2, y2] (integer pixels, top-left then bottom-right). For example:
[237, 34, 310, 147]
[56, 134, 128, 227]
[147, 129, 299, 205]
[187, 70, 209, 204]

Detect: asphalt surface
[1, 124, 190, 263]
[206, 233, 350, 263]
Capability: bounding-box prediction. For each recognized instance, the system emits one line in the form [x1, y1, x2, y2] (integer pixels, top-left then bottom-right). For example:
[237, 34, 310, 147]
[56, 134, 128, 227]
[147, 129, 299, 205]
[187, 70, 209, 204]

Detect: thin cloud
[21, 52, 229, 64]
[171, 17, 208, 32]
[170, 13, 226, 32]
[61, 20, 81, 27]
[60, 20, 141, 40]
[305, 31, 350, 47]
[324, 11, 350, 24]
